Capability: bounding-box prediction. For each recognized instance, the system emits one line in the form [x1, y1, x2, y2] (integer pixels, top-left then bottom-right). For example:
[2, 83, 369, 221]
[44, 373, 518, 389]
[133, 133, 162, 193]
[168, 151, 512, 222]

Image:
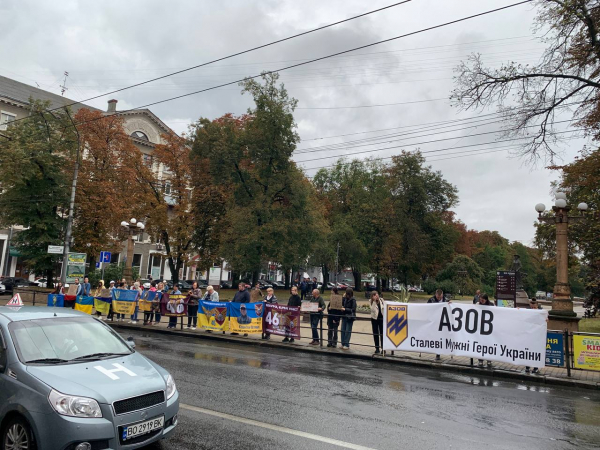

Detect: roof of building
[0, 75, 100, 112]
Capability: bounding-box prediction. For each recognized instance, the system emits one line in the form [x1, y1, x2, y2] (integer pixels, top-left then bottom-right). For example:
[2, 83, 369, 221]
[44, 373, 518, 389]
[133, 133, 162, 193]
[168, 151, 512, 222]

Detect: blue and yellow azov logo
[387, 305, 408, 347]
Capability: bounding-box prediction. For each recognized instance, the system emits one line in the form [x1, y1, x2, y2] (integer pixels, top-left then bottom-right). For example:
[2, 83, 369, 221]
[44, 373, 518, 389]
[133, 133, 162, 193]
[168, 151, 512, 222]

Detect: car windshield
[9, 317, 132, 364]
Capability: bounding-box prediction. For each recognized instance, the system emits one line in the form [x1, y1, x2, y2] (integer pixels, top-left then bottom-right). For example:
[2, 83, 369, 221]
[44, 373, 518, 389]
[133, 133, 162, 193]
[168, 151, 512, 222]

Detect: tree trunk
[232, 271, 239, 286]
[46, 268, 54, 290]
[88, 255, 97, 277]
[376, 276, 381, 293]
[252, 270, 259, 285]
[321, 264, 329, 289]
[352, 269, 361, 292]
[284, 268, 291, 290]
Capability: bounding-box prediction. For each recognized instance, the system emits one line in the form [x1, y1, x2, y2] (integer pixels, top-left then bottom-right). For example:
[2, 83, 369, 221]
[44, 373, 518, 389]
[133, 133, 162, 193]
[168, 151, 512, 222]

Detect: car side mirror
[126, 337, 136, 349]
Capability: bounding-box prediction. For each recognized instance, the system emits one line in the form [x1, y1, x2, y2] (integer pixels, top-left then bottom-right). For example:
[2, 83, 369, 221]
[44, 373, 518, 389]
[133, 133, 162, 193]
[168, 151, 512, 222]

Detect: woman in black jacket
[284, 286, 301, 343]
[340, 288, 357, 349]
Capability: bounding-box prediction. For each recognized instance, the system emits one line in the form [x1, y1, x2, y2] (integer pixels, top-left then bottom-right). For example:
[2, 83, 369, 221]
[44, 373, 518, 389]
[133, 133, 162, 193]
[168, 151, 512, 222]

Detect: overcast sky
[0, 0, 587, 245]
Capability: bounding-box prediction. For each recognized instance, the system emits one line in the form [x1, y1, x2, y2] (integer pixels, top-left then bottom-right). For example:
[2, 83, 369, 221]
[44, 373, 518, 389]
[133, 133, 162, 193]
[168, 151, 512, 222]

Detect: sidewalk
[107, 313, 600, 391]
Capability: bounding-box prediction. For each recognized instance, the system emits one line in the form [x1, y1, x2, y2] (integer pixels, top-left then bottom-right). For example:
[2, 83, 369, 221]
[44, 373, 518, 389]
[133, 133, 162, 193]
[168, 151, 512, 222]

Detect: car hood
[26, 352, 167, 404]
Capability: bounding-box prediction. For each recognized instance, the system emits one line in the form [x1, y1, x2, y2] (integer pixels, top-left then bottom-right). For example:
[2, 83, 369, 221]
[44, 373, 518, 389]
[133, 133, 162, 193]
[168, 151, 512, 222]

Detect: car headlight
[165, 374, 177, 400]
[48, 389, 102, 418]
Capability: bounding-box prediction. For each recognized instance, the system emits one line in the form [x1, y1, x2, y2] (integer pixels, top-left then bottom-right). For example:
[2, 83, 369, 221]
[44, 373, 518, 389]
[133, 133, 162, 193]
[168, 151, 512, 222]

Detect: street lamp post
[535, 193, 588, 332]
[121, 218, 145, 284]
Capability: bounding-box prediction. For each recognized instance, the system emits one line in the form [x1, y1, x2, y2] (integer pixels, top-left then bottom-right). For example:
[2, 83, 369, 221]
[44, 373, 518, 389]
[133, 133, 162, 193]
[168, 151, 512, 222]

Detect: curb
[109, 323, 599, 391]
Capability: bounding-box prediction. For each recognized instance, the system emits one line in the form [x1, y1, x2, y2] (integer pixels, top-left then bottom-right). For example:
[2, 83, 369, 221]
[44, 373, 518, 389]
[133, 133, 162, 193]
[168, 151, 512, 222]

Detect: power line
[1, 0, 535, 137]
[7, 1, 415, 119]
[296, 97, 447, 110]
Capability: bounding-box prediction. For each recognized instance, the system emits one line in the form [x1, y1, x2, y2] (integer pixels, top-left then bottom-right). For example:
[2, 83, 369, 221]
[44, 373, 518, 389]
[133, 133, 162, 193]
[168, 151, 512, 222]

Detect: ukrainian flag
[74, 295, 94, 315]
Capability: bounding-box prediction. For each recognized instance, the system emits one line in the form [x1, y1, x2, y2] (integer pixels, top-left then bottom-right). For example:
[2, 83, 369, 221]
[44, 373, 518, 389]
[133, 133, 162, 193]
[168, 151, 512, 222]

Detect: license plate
[122, 416, 164, 441]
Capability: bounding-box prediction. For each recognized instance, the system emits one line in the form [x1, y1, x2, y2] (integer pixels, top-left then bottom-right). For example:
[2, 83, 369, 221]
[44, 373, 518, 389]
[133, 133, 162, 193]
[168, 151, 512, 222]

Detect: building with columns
[0, 74, 221, 283]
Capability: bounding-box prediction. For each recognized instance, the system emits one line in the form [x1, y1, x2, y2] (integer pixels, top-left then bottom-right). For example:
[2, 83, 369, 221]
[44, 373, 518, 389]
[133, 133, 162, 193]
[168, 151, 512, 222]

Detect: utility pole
[61, 110, 81, 285]
[2, 227, 13, 277]
[60, 71, 69, 96]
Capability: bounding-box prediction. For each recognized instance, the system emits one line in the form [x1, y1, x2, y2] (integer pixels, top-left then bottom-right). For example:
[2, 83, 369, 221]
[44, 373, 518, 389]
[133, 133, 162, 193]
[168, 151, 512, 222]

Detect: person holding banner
[327, 287, 343, 348]
[106, 280, 116, 321]
[309, 289, 326, 345]
[83, 277, 91, 297]
[262, 288, 278, 340]
[167, 285, 182, 329]
[93, 281, 105, 319]
[129, 281, 142, 324]
[428, 289, 448, 360]
[340, 288, 357, 349]
[187, 282, 202, 330]
[204, 285, 219, 302]
[370, 291, 384, 354]
[52, 282, 65, 295]
[284, 286, 302, 343]
[475, 293, 495, 367]
[153, 282, 165, 325]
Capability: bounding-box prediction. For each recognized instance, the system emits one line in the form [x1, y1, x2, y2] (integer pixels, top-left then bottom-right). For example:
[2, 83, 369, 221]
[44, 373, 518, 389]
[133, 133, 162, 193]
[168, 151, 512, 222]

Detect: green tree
[0, 100, 76, 285]
[437, 255, 484, 296]
[191, 73, 325, 283]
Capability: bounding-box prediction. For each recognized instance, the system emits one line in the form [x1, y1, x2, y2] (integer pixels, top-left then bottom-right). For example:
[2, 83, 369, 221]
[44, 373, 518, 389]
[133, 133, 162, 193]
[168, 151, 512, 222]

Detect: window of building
[0, 111, 16, 131]
[131, 131, 149, 141]
[132, 254, 142, 269]
[110, 253, 120, 264]
[164, 181, 171, 195]
[142, 154, 153, 168]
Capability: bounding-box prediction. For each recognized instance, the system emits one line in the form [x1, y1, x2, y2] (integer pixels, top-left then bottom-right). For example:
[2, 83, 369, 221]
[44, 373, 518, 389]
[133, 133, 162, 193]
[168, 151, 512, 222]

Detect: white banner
[383, 302, 548, 367]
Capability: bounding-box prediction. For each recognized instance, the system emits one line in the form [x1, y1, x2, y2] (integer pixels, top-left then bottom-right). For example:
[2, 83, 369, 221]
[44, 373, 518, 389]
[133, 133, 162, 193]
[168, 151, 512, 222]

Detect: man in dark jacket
[340, 288, 357, 349]
[327, 288, 343, 348]
[428, 289, 447, 304]
[309, 289, 326, 345]
[232, 282, 250, 303]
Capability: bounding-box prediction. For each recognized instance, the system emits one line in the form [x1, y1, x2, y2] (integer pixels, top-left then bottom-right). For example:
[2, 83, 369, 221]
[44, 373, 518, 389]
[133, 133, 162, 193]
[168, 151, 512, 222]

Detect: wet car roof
[0, 306, 88, 322]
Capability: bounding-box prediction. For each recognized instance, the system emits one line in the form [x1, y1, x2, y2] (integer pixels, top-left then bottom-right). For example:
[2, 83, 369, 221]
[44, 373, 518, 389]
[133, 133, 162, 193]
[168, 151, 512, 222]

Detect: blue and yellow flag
[93, 297, 111, 316]
[74, 295, 94, 315]
[199, 300, 229, 332]
[229, 302, 263, 334]
[139, 290, 160, 312]
[111, 289, 138, 315]
[47, 294, 64, 307]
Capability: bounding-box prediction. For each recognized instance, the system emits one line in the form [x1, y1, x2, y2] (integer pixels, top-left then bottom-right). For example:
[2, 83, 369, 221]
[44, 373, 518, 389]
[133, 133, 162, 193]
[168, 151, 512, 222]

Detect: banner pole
[564, 329, 571, 377]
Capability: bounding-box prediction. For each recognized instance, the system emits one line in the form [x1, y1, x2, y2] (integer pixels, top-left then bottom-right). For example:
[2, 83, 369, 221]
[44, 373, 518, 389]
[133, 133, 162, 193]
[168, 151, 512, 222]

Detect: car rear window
[9, 317, 132, 363]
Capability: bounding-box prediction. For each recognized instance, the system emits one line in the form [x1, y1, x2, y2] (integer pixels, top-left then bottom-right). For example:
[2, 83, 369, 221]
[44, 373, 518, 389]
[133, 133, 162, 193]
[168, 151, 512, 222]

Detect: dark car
[184, 279, 208, 289]
[257, 280, 273, 290]
[165, 280, 193, 292]
[2, 277, 35, 294]
[220, 281, 232, 289]
[269, 280, 285, 289]
[364, 284, 378, 292]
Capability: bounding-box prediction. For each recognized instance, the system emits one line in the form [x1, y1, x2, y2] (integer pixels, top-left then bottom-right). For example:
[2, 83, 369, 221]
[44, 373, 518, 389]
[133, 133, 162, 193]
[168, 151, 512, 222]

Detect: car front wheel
[2, 417, 36, 450]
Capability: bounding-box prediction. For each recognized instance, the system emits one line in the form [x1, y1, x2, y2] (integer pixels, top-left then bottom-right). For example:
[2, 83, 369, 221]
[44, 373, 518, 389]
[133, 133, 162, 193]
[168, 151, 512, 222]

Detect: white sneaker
[132, 321, 138, 324]
[191, 327, 196, 330]
[186, 326, 190, 329]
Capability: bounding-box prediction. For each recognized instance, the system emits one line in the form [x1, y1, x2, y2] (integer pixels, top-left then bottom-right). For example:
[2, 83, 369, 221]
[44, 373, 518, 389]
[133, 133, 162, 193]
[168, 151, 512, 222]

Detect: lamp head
[555, 199, 567, 208]
[577, 202, 588, 211]
[534, 203, 546, 213]
[555, 191, 567, 201]
[130, 218, 137, 224]
[120, 221, 128, 227]
[137, 222, 145, 229]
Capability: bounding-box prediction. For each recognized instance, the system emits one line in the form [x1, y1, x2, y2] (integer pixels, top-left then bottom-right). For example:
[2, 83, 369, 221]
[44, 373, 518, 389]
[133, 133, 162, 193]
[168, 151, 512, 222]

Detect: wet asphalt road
[126, 330, 600, 450]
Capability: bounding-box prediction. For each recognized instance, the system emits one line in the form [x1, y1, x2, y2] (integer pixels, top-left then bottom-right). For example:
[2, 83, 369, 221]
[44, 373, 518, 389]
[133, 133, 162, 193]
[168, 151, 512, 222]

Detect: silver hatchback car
[0, 306, 179, 450]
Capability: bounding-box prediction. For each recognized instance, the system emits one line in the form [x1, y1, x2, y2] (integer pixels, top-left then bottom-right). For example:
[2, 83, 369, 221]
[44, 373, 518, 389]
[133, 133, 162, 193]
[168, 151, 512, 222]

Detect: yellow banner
[74, 303, 93, 315]
[139, 300, 153, 312]
[229, 317, 262, 334]
[199, 304, 229, 332]
[94, 299, 110, 316]
[113, 300, 136, 316]
[574, 335, 600, 371]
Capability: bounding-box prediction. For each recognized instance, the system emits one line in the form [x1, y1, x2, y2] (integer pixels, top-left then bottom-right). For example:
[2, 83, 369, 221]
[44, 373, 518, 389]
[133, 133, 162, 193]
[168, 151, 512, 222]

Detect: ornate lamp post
[121, 218, 145, 283]
[535, 193, 587, 332]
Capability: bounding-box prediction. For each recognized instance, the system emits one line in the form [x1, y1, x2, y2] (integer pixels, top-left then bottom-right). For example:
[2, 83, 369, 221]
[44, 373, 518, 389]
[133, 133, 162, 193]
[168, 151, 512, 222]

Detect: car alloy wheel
[4, 419, 33, 450]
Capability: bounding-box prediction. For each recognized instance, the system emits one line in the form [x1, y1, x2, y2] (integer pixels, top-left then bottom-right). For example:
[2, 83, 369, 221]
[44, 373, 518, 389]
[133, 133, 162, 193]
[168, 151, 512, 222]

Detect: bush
[87, 263, 139, 288]
[422, 279, 438, 295]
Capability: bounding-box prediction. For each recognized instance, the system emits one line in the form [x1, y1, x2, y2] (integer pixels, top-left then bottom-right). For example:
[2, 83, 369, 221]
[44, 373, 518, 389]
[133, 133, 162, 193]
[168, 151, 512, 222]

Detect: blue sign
[100, 251, 111, 263]
[546, 332, 564, 367]
[95, 262, 100, 269]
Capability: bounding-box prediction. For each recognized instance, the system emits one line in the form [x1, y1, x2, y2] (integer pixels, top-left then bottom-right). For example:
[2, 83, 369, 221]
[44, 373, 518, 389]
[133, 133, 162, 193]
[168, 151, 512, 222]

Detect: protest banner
[199, 300, 229, 332]
[139, 291, 160, 312]
[229, 302, 263, 334]
[161, 293, 188, 317]
[111, 289, 138, 315]
[47, 294, 64, 307]
[545, 332, 564, 367]
[329, 294, 343, 310]
[301, 301, 319, 312]
[66, 284, 78, 296]
[573, 334, 600, 371]
[74, 296, 94, 314]
[263, 304, 301, 339]
[66, 253, 86, 283]
[383, 302, 548, 367]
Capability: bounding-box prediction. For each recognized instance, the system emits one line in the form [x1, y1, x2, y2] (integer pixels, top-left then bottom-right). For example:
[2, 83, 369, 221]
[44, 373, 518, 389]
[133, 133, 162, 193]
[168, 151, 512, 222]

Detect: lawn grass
[579, 318, 600, 334]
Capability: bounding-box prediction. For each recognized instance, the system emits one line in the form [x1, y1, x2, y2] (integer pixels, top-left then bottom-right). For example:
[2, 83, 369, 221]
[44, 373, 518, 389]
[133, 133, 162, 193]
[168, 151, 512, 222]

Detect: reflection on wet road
[129, 330, 600, 450]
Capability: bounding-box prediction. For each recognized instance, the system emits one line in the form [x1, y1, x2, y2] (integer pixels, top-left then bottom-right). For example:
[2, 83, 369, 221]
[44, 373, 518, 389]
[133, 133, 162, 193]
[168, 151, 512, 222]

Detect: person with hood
[283, 286, 301, 343]
[340, 288, 357, 349]
[93, 280, 106, 319]
[327, 287, 343, 348]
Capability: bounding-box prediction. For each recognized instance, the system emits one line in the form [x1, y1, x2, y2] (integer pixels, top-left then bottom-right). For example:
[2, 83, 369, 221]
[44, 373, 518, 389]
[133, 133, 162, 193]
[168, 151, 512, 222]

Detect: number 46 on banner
[264, 311, 280, 326]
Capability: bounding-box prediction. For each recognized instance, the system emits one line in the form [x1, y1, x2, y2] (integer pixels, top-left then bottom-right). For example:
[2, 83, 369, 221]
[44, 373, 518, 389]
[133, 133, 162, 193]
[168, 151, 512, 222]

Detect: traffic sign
[95, 262, 100, 269]
[47, 245, 64, 254]
[100, 251, 111, 263]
